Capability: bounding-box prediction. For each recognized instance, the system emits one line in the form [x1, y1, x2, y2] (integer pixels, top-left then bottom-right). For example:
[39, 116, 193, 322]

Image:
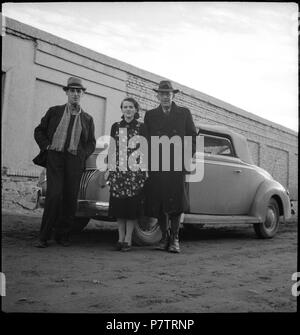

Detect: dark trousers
[39, 150, 84, 241]
[158, 210, 181, 240]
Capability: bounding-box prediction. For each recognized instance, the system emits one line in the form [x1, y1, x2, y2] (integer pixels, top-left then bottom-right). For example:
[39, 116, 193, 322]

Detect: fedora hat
[63, 77, 86, 91]
[153, 80, 179, 94]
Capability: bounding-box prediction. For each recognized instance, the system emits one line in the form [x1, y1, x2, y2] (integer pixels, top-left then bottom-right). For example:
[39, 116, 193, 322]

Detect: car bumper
[76, 199, 114, 221]
[37, 192, 114, 221]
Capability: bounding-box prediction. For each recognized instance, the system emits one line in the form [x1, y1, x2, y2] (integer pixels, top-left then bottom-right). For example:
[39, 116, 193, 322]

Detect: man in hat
[33, 77, 96, 247]
[144, 80, 197, 253]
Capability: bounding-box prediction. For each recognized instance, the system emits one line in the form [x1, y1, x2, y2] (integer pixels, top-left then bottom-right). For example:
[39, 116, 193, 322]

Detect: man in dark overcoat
[33, 77, 96, 247]
[144, 80, 197, 253]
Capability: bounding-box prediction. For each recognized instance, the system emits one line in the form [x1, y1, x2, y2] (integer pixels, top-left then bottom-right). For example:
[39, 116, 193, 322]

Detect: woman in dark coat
[107, 97, 147, 251]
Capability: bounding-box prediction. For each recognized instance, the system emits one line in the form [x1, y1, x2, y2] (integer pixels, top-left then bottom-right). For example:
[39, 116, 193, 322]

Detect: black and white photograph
[1, 1, 298, 319]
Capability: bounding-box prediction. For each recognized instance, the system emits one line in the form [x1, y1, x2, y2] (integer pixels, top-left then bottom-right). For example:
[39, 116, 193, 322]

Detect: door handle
[234, 169, 242, 173]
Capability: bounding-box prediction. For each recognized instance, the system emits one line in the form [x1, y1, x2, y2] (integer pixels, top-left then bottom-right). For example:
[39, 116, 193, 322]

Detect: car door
[188, 133, 264, 215]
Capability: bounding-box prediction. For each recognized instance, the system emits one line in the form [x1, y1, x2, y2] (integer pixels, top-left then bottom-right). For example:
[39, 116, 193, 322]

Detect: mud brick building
[2, 18, 298, 211]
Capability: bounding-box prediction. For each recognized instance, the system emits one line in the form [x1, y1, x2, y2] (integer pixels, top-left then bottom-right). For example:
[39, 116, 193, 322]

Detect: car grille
[79, 169, 97, 199]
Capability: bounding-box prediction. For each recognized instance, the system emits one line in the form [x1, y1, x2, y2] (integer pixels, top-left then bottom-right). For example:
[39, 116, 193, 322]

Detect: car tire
[253, 198, 280, 238]
[71, 217, 90, 233]
[132, 216, 162, 246]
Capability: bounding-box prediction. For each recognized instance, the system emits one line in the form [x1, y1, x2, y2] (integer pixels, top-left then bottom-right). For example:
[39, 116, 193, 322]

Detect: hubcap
[138, 217, 159, 234]
[264, 206, 277, 231]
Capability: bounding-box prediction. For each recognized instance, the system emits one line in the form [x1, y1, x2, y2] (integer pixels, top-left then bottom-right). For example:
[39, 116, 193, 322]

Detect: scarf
[50, 104, 82, 155]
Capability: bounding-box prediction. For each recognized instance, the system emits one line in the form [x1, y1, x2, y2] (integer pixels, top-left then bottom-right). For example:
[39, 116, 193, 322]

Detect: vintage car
[36, 124, 293, 245]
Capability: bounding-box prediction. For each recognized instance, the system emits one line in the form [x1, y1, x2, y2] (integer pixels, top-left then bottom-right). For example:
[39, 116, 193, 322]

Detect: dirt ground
[1, 211, 298, 313]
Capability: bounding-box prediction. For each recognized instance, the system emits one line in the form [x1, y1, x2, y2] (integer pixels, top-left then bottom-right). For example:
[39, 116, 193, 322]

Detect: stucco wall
[1, 17, 298, 213]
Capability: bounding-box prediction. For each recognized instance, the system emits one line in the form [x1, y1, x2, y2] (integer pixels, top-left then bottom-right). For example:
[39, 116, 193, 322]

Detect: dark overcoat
[143, 101, 197, 218]
[33, 104, 96, 167]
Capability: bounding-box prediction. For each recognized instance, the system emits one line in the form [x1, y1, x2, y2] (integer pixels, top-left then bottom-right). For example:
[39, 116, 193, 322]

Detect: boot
[168, 214, 181, 253]
[168, 236, 180, 253]
[155, 213, 170, 251]
[155, 229, 170, 250]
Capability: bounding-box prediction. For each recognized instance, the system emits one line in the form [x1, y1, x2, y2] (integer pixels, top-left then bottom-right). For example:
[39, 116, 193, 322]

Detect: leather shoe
[168, 238, 180, 253]
[115, 241, 124, 251]
[121, 242, 131, 252]
[35, 240, 48, 248]
[155, 237, 170, 251]
[55, 236, 71, 246]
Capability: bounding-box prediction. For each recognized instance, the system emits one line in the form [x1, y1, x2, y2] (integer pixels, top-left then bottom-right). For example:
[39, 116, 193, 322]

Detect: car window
[203, 135, 235, 157]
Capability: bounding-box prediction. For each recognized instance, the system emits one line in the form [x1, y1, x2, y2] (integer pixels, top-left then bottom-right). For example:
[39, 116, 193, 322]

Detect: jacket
[143, 101, 197, 217]
[33, 104, 96, 167]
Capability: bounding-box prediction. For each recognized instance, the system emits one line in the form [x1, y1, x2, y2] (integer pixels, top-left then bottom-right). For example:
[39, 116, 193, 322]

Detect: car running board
[183, 214, 262, 225]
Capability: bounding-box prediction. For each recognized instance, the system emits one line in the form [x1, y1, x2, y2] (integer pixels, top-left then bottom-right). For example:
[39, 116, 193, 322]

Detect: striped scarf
[50, 104, 82, 155]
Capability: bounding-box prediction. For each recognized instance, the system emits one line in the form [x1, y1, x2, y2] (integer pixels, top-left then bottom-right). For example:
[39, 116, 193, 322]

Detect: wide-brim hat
[63, 77, 86, 91]
[153, 80, 179, 94]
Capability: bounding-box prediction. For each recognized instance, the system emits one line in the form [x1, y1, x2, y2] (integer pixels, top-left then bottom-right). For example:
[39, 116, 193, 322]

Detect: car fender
[250, 179, 291, 222]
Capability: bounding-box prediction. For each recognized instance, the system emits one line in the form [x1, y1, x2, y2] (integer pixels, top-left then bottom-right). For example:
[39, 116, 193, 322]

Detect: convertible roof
[197, 124, 254, 165]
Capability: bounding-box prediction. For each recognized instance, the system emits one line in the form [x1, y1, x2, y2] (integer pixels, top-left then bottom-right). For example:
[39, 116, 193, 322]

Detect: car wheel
[132, 216, 162, 246]
[71, 217, 90, 233]
[253, 198, 280, 238]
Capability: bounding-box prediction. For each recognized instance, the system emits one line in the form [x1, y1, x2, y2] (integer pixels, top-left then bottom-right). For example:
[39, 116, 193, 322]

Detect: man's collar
[67, 103, 81, 115]
[160, 101, 177, 114]
[162, 106, 170, 114]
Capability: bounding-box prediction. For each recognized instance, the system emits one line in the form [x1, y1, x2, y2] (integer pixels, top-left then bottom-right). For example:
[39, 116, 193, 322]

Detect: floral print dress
[107, 118, 148, 219]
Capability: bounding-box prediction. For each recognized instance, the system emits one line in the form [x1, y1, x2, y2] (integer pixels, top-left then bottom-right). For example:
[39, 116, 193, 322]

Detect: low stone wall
[2, 172, 42, 214]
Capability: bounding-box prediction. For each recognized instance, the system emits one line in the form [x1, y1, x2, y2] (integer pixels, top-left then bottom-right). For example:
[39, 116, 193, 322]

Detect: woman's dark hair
[120, 97, 140, 119]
